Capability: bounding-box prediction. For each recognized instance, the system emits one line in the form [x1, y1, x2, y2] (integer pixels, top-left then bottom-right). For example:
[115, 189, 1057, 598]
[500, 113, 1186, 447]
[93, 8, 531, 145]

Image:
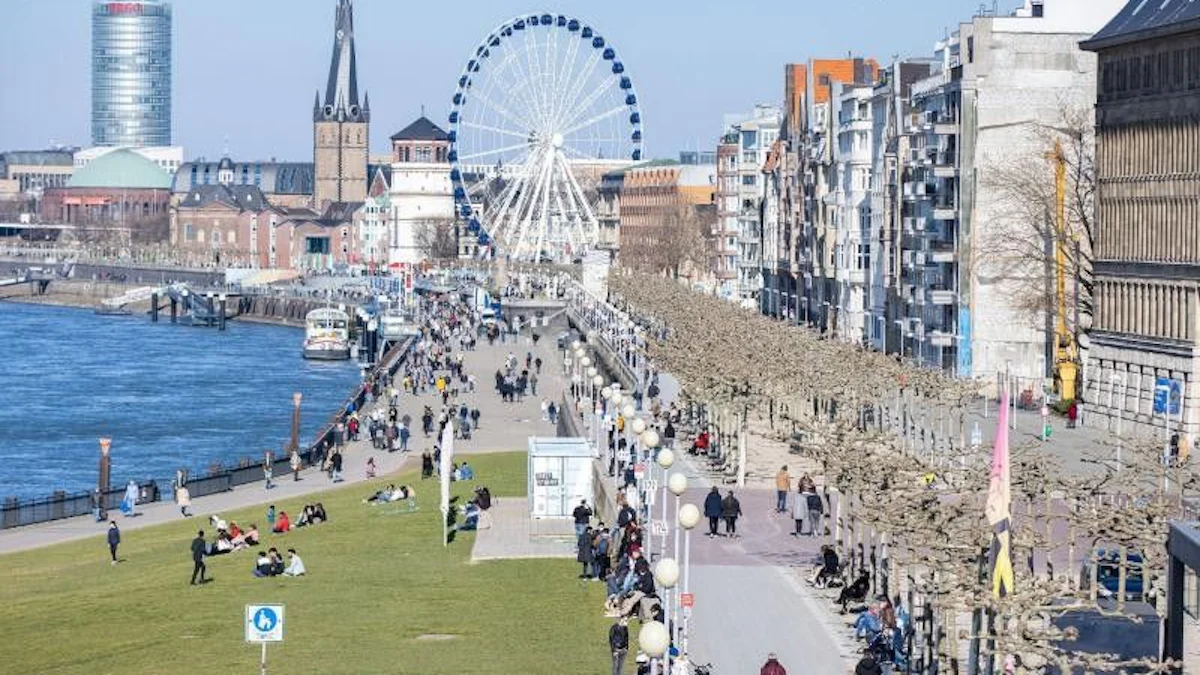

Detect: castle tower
[313, 0, 368, 211]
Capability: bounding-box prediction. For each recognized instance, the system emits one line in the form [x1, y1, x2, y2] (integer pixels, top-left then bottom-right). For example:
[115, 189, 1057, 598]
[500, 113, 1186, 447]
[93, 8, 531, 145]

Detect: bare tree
[414, 218, 459, 259]
[620, 203, 711, 279]
[980, 104, 1095, 334]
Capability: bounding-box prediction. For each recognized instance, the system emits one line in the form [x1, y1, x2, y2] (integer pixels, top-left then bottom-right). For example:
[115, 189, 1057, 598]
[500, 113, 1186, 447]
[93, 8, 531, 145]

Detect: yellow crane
[1046, 140, 1078, 401]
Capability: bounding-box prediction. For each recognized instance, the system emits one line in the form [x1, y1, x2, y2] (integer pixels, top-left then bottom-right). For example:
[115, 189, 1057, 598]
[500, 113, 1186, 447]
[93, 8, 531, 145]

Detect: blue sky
[1, 0, 993, 161]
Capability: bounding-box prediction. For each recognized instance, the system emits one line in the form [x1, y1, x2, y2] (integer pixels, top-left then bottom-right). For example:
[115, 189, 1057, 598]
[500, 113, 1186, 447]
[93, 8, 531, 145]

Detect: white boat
[303, 307, 351, 360]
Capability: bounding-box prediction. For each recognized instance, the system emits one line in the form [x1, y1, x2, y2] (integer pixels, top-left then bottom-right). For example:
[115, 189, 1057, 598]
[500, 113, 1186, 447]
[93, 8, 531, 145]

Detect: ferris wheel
[448, 13, 644, 262]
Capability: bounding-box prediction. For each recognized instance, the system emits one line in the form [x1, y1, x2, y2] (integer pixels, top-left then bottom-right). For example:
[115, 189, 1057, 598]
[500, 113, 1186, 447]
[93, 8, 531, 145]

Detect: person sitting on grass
[209, 530, 234, 556]
[471, 485, 491, 510]
[457, 502, 481, 531]
[296, 504, 316, 526]
[365, 485, 397, 504]
[272, 511, 290, 534]
[313, 503, 328, 523]
[242, 524, 260, 547]
[282, 548, 306, 577]
[252, 551, 273, 577]
[268, 548, 285, 576]
[458, 461, 475, 481]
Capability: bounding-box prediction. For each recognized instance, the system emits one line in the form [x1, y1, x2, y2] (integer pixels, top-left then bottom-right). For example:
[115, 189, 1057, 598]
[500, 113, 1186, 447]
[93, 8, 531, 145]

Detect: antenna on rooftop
[421, 104, 426, 118]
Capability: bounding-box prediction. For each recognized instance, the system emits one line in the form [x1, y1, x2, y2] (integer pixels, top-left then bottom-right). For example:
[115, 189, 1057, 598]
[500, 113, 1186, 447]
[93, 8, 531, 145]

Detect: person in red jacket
[761, 653, 787, 675]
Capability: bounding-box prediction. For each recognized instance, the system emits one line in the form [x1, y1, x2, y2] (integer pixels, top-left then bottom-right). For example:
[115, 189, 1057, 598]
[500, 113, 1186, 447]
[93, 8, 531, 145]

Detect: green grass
[0, 452, 618, 675]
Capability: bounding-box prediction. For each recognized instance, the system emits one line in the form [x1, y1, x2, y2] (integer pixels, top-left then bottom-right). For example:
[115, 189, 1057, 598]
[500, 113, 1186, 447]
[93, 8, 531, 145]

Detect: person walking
[573, 499, 593, 538]
[176, 483, 192, 518]
[399, 422, 411, 452]
[721, 490, 742, 537]
[120, 480, 139, 517]
[703, 486, 722, 538]
[263, 451, 274, 490]
[330, 448, 344, 483]
[290, 449, 302, 482]
[577, 526, 595, 579]
[107, 521, 120, 565]
[805, 489, 824, 538]
[190, 530, 208, 585]
[774, 465, 791, 513]
[790, 485, 807, 536]
[609, 617, 630, 675]
[761, 653, 788, 675]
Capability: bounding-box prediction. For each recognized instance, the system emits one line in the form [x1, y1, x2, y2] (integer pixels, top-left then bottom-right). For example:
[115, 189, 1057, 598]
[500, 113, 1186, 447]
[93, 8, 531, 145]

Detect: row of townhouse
[758, 0, 1122, 389]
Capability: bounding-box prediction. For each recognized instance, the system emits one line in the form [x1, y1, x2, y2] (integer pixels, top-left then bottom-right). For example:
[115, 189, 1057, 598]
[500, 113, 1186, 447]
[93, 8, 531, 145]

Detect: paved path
[0, 331, 566, 556]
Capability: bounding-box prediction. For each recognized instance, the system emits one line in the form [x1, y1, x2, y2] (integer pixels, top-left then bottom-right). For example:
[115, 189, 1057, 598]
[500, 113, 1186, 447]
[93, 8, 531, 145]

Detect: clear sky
[1, 0, 993, 161]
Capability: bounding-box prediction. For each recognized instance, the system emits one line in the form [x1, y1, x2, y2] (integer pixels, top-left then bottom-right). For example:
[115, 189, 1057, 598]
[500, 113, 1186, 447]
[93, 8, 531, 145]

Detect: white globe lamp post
[677, 503, 701, 656]
[639, 620, 670, 675]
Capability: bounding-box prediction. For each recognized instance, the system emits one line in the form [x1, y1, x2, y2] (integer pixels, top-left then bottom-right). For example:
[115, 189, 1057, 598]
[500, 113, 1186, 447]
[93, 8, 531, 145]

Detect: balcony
[932, 206, 957, 221]
[932, 151, 957, 178]
[929, 331, 954, 347]
[933, 122, 958, 137]
[903, 182, 934, 201]
[929, 289, 956, 305]
[929, 242, 957, 263]
[903, 216, 919, 234]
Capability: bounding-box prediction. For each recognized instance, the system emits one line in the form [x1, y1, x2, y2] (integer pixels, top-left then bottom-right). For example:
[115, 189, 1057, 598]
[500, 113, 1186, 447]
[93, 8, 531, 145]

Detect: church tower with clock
[313, 0, 369, 211]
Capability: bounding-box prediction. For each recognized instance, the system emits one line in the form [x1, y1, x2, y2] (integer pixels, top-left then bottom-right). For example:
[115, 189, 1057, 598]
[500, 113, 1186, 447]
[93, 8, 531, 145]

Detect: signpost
[245, 604, 284, 675]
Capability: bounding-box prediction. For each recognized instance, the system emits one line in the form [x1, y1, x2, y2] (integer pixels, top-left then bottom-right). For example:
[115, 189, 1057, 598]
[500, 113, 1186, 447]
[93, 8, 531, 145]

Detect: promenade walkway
[0, 332, 565, 556]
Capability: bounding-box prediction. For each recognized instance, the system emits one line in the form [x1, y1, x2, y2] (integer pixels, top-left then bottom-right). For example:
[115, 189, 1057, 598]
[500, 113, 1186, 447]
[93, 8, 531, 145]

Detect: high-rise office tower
[91, 1, 172, 147]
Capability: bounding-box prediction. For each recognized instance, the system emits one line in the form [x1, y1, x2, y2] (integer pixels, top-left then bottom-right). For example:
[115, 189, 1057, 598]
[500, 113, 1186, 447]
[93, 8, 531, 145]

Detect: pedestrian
[761, 653, 788, 675]
[107, 521, 120, 565]
[176, 483, 192, 518]
[577, 526, 595, 578]
[721, 490, 742, 537]
[573, 499, 593, 538]
[190, 530, 208, 585]
[806, 489, 824, 538]
[530, 372, 539, 396]
[331, 448, 344, 483]
[365, 456, 377, 479]
[774, 465, 790, 513]
[399, 422, 411, 452]
[703, 486, 722, 537]
[791, 485, 807, 536]
[609, 617, 630, 675]
[290, 448, 302, 482]
[119, 479, 139, 517]
[1067, 400, 1078, 429]
[263, 451, 274, 490]
[421, 449, 434, 479]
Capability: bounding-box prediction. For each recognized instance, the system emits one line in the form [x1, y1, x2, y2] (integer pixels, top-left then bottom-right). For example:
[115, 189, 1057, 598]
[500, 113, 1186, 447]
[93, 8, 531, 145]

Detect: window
[305, 237, 331, 255]
[184, 223, 195, 242]
[742, 175, 756, 186]
[857, 244, 870, 270]
[742, 131, 757, 150]
[1031, 1, 1043, 17]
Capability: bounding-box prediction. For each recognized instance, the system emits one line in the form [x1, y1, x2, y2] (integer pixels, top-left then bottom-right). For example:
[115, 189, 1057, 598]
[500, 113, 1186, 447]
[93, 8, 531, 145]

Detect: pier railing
[0, 336, 419, 530]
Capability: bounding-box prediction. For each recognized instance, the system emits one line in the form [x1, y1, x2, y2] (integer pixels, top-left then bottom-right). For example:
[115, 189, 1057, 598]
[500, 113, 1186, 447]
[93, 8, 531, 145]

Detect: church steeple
[316, 0, 366, 123]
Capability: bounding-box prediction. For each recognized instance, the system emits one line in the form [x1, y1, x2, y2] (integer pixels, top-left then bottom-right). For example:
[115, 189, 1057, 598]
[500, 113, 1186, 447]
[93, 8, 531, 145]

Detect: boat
[94, 306, 133, 316]
[303, 307, 351, 360]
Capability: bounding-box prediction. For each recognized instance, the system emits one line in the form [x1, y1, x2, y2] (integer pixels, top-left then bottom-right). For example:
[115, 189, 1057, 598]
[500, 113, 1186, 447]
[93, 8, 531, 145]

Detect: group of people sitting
[851, 597, 910, 671]
[295, 503, 328, 528]
[252, 547, 306, 578]
[807, 545, 873, 612]
[202, 517, 261, 556]
[364, 484, 416, 506]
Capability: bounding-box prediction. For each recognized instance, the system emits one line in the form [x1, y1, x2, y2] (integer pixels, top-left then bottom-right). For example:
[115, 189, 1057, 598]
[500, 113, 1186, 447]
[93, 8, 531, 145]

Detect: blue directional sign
[1154, 378, 1182, 416]
[245, 604, 284, 642]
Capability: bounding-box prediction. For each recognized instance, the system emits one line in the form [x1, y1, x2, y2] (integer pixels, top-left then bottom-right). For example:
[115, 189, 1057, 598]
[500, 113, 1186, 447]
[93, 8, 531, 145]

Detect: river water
[0, 303, 360, 500]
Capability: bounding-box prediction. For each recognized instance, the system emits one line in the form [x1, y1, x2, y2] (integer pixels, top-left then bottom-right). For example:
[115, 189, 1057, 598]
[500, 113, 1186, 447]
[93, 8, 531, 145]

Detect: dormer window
[1031, 1, 1044, 17]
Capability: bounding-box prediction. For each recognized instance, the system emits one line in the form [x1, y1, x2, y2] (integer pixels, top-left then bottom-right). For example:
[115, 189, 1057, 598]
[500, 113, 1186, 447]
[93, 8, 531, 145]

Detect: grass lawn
[0, 452, 620, 675]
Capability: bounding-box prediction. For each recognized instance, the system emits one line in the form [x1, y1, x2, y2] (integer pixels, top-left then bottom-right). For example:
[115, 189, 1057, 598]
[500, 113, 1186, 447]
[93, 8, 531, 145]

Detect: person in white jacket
[282, 548, 306, 576]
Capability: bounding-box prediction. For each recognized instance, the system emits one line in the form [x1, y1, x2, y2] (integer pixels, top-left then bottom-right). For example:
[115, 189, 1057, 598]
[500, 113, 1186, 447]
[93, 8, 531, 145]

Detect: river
[0, 303, 361, 500]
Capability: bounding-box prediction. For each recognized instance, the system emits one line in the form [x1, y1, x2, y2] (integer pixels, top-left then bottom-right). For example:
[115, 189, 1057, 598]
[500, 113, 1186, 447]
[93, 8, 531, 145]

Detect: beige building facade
[1082, 3, 1200, 437]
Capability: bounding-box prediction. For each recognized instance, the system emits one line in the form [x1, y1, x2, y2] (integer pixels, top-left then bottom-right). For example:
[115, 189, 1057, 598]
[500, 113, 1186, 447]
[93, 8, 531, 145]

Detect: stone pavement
[0, 329, 565, 556]
[470, 499, 575, 561]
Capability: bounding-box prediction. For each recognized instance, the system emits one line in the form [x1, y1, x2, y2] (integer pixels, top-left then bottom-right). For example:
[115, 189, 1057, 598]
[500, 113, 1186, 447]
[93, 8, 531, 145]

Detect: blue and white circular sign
[245, 604, 285, 642]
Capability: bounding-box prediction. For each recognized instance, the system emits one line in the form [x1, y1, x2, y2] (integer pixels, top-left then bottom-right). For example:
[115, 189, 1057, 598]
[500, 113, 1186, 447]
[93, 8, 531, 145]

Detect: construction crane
[1046, 140, 1078, 401]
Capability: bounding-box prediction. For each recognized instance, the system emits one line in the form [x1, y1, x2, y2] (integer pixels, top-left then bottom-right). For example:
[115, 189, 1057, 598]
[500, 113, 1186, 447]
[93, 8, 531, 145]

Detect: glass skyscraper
[91, 1, 172, 147]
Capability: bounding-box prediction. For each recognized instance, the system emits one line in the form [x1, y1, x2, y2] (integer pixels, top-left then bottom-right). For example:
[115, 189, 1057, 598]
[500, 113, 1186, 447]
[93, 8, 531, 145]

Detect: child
[266, 505, 276, 533]
[366, 457, 377, 479]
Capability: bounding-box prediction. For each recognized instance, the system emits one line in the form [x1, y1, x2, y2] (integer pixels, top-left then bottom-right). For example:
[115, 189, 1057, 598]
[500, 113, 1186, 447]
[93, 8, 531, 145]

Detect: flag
[439, 420, 455, 546]
[986, 386, 1015, 598]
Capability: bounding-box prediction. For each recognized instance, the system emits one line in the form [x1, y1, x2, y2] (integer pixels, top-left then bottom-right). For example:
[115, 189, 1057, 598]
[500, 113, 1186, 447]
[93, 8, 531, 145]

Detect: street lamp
[654, 558, 680, 673]
[667, 472, 687, 661]
[97, 437, 112, 519]
[631, 417, 647, 435]
[639, 620, 670, 675]
[677, 503, 701, 656]
[290, 392, 303, 453]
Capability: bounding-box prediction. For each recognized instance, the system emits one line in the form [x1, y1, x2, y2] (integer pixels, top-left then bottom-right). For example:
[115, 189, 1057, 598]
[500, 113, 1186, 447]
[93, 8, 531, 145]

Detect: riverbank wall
[0, 278, 342, 329]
